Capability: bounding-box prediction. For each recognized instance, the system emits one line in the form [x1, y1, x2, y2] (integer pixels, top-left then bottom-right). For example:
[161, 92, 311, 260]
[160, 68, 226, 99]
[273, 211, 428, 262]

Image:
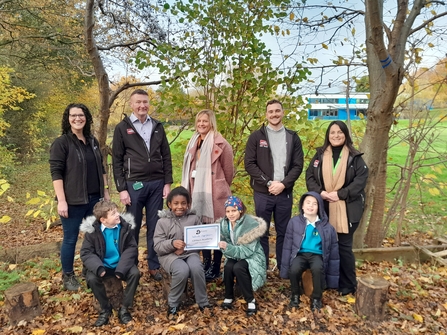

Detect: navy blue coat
[280, 191, 340, 289]
[80, 213, 138, 279]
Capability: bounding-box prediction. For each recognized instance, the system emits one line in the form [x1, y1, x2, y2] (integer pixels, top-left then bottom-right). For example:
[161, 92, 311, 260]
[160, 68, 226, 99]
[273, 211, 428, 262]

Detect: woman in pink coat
[181, 109, 234, 280]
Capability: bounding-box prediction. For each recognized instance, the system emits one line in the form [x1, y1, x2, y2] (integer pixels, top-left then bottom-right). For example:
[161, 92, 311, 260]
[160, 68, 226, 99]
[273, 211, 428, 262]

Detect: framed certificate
[184, 224, 220, 250]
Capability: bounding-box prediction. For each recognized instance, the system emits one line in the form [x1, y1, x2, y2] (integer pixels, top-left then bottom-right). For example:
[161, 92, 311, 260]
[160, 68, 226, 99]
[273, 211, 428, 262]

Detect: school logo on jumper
[259, 140, 268, 148]
[313, 159, 320, 167]
[127, 128, 135, 134]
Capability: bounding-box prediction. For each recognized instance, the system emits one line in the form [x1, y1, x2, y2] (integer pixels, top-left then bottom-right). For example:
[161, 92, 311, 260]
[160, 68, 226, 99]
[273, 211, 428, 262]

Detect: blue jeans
[60, 194, 101, 274]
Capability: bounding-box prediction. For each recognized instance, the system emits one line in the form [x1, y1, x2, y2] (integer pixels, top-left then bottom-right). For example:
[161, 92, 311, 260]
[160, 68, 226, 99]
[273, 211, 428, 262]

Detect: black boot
[203, 258, 211, 273]
[94, 308, 112, 327]
[289, 294, 300, 308]
[205, 262, 221, 281]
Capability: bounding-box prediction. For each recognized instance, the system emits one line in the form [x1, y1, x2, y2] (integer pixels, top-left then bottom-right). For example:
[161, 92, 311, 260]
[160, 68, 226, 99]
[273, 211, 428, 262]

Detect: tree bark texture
[160, 268, 189, 303]
[358, 0, 424, 248]
[92, 276, 124, 311]
[355, 275, 390, 321]
[302, 269, 313, 297]
[84, 0, 111, 163]
[4, 282, 42, 326]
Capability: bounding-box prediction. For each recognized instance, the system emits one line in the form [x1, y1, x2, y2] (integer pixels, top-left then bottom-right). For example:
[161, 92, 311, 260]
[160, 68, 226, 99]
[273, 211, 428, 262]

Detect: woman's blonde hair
[195, 109, 218, 133]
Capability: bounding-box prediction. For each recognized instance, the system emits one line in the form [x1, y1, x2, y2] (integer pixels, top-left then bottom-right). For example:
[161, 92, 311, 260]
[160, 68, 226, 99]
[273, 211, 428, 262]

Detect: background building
[305, 93, 369, 120]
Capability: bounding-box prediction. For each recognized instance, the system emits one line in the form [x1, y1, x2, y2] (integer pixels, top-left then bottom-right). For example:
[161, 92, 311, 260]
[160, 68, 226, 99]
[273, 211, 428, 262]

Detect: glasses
[69, 114, 86, 119]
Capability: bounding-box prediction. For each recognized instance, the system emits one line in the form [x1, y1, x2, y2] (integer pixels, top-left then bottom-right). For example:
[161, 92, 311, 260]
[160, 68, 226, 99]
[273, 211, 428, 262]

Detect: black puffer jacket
[80, 213, 137, 278]
[305, 147, 368, 223]
[49, 132, 106, 205]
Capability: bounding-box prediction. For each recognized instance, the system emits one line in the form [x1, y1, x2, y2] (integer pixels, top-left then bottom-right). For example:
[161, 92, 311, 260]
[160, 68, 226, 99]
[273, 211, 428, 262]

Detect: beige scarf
[322, 146, 350, 233]
[181, 131, 214, 222]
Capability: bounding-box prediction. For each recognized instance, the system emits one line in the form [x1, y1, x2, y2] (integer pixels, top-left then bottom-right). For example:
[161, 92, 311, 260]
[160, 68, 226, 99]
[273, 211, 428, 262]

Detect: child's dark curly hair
[166, 186, 191, 207]
[61, 103, 94, 137]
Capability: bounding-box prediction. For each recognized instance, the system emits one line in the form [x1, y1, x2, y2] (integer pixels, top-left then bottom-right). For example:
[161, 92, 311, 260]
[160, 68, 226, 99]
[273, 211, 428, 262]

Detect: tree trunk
[160, 268, 189, 303]
[84, 0, 111, 161]
[4, 282, 42, 326]
[302, 269, 313, 297]
[357, 0, 423, 248]
[92, 276, 124, 311]
[355, 275, 390, 321]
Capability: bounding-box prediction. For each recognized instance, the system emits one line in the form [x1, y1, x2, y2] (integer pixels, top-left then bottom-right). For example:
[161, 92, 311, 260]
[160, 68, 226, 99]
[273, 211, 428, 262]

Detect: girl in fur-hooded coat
[218, 196, 267, 315]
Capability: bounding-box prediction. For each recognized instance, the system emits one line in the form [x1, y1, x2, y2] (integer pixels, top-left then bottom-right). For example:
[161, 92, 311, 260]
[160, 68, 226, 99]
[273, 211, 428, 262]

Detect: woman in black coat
[50, 103, 110, 291]
[306, 120, 368, 295]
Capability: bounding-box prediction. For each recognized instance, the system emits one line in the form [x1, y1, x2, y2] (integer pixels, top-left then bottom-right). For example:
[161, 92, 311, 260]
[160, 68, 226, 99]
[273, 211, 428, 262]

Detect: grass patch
[385, 118, 447, 236]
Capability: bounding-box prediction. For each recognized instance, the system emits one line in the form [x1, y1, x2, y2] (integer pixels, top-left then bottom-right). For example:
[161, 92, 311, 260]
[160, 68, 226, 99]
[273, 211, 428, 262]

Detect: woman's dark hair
[61, 103, 94, 136]
[321, 120, 359, 155]
[166, 186, 191, 207]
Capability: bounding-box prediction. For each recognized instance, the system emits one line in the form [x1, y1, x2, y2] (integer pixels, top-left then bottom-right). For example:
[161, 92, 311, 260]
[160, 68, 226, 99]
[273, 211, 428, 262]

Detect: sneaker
[167, 305, 179, 316]
[221, 299, 234, 310]
[205, 268, 221, 282]
[149, 269, 163, 282]
[246, 299, 257, 316]
[63, 272, 80, 291]
[339, 287, 356, 296]
[289, 294, 300, 308]
[311, 298, 322, 312]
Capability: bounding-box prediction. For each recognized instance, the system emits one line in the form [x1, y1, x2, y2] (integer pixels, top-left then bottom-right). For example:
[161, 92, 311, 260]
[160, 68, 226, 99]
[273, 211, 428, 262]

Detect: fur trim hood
[157, 208, 196, 219]
[235, 215, 268, 245]
[80, 212, 136, 234]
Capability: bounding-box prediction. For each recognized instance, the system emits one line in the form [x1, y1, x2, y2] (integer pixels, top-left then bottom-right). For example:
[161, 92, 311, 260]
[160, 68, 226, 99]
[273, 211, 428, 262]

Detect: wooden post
[355, 275, 390, 321]
[302, 270, 313, 297]
[92, 276, 124, 311]
[4, 282, 42, 326]
[160, 268, 188, 303]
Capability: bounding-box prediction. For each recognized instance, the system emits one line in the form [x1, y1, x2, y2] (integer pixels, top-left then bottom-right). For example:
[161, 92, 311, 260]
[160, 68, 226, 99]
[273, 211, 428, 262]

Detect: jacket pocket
[214, 178, 231, 203]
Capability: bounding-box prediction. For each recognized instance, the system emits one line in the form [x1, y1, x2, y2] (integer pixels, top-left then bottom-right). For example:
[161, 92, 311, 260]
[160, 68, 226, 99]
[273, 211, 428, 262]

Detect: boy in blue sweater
[80, 200, 140, 327]
[280, 191, 339, 311]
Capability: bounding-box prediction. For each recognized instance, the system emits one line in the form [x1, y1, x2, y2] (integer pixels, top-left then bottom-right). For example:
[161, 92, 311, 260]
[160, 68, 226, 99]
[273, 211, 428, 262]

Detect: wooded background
[1, 0, 447, 248]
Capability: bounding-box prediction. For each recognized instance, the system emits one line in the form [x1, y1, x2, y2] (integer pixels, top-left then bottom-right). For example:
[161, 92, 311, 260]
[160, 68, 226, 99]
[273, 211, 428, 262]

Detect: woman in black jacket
[306, 120, 368, 296]
[50, 103, 110, 291]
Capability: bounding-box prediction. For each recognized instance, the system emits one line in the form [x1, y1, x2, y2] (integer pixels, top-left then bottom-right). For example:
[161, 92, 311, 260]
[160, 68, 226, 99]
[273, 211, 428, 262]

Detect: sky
[110, 0, 447, 97]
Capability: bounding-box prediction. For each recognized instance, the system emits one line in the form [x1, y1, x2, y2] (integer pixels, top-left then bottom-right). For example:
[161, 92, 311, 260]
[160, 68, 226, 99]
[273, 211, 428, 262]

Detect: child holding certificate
[153, 186, 211, 316]
[218, 196, 267, 316]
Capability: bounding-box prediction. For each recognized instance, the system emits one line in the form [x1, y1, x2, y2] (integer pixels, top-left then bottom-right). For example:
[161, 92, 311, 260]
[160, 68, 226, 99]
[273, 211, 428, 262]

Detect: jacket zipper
[74, 137, 88, 204]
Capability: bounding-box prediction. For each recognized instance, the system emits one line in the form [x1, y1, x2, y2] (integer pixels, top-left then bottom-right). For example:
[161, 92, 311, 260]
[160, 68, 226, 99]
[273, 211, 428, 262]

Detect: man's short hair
[266, 99, 283, 110]
[130, 89, 148, 97]
[93, 200, 119, 221]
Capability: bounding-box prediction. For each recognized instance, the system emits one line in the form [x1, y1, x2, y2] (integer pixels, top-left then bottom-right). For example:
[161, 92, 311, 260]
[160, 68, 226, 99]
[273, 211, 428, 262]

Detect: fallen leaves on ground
[1, 248, 446, 335]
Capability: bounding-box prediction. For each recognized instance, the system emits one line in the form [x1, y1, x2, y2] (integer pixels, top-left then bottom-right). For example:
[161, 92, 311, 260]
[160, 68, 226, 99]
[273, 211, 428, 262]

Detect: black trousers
[202, 249, 222, 272]
[289, 253, 324, 300]
[223, 258, 254, 303]
[338, 222, 359, 292]
[85, 265, 140, 311]
[254, 191, 293, 270]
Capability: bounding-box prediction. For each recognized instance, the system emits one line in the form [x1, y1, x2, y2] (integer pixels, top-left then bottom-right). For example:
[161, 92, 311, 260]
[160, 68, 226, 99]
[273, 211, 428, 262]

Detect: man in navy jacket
[244, 99, 304, 271]
[112, 89, 173, 281]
